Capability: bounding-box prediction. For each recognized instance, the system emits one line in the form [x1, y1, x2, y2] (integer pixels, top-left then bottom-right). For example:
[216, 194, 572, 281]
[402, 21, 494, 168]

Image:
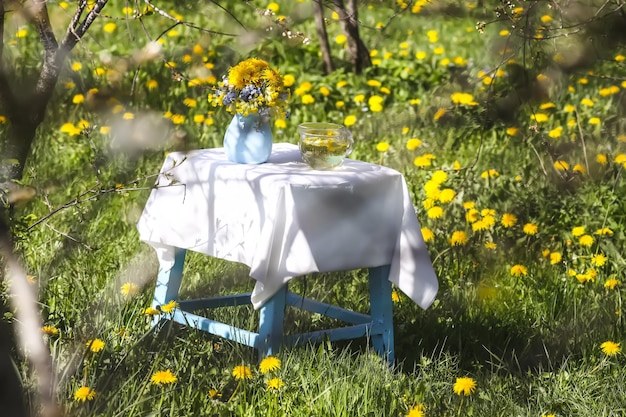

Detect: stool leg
[257, 285, 287, 357]
[368, 265, 395, 365]
[152, 248, 187, 326]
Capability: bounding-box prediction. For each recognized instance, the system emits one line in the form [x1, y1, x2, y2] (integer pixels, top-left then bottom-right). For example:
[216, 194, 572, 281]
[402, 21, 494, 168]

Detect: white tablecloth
[137, 143, 438, 310]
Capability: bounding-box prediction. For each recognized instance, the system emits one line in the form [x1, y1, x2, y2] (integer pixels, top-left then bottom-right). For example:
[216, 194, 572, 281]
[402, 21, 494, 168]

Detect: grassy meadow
[2, 0, 626, 416]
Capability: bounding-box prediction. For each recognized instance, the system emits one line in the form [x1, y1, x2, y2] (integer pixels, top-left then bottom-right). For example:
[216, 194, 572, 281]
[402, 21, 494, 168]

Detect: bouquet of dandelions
[209, 58, 290, 123]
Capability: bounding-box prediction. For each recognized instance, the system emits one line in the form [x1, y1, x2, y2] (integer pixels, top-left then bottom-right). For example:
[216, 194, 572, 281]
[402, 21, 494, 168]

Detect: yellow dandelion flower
[579, 234, 594, 247]
[151, 369, 178, 385]
[427, 206, 444, 219]
[449, 231, 468, 246]
[604, 279, 620, 290]
[572, 226, 585, 236]
[406, 403, 426, 417]
[506, 127, 518, 136]
[595, 227, 613, 236]
[591, 253, 607, 266]
[501, 213, 517, 228]
[232, 365, 253, 380]
[549, 252, 562, 265]
[484, 242, 497, 250]
[121, 282, 139, 296]
[523, 223, 538, 235]
[122, 112, 135, 120]
[259, 356, 281, 374]
[391, 291, 401, 303]
[421, 227, 434, 242]
[103, 22, 117, 33]
[74, 387, 96, 402]
[344, 115, 357, 126]
[42, 325, 60, 336]
[596, 154, 608, 165]
[403, 137, 421, 150]
[266, 377, 285, 391]
[433, 108, 447, 121]
[86, 338, 105, 353]
[510, 264, 528, 277]
[376, 141, 390, 152]
[481, 169, 499, 179]
[438, 188, 456, 204]
[453, 377, 477, 396]
[554, 160, 569, 171]
[414, 154, 435, 168]
[160, 300, 178, 313]
[600, 341, 621, 356]
[71, 62, 82, 71]
[143, 307, 160, 316]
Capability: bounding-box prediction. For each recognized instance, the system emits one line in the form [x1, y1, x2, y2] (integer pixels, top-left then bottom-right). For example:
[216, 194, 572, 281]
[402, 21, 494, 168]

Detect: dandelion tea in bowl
[298, 122, 353, 169]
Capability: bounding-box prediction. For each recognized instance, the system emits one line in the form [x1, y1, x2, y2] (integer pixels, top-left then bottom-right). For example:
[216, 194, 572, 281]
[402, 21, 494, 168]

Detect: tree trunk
[313, 0, 335, 74]
[329, 0, 370, 74]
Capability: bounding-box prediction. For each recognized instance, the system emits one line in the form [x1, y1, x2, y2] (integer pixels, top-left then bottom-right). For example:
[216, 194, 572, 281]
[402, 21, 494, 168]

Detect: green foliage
[2, 0, 626, 416]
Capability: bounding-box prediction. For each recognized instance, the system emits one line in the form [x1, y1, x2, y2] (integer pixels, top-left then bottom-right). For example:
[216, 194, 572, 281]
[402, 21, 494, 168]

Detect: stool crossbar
[152, 248, 395, 364]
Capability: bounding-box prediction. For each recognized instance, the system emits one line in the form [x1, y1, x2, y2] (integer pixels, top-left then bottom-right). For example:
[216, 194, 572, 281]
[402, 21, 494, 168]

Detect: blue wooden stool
[151, 248, 395, 364]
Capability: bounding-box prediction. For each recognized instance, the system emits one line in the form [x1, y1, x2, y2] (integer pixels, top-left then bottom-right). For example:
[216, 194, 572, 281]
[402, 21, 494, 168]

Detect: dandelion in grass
[74, 386, 96, 402]
[406, 403, 426, 417]
[580, 98, 594, 107]
[421, 227, 434, 243]
[391, 291, 401, 303]
[579, 234, 594, 247]
[427, 206, 443, 219]
[523, 223, 538, 236]
[259, 356, 281, 374]
[604, 278, 620, 290]
[615, 154, 626, 165]
[466, 209, 479, 223]
[481, 169, 499, 179]
[548, 126, 562, 138]
[376, 142, 390, 152]
[600, 341, 621, 356]
[549, 252, 562, 265]
[86, 339, 105, 353]
[414, 154, 436, 168]
[160, 300, 178, 313]
[591, 253, 607, 266]
[506, 127, 518, 136]
[510, 264, 528, 277]
[433, 108, 447, 122]
[589, 117, 601, 126]
[301, 94, 315, 104]
[319, 86, 330, 96]
[208, 389, 221, 398]
[501, 213, 517, 228]
[564, 104, 576, 112]
[151, 369, 177, 385]
[42, 325, 60, 336]
[121, 282, 138, 296]
[406, 138, 422, 150]
[266, 377, 285, 391]
[232, 365, 253, 380]
[438, 188, 456, 204]
[103, 22, 117, 33]
[449, 231, 468, 246]
[531, 113, 549, 123]
[554, 160, 569, 171]
[344, 115, 356, 126]
[143, 307, 160, 316]
[572, 226, 585, 236]
[484, 242, 497, 250]
[596, 154, 608, 165]
[453, 376, 476, 396]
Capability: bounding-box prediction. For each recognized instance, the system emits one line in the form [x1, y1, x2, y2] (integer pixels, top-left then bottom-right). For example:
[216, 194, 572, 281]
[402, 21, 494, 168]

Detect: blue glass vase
[223, 113, 273, 164]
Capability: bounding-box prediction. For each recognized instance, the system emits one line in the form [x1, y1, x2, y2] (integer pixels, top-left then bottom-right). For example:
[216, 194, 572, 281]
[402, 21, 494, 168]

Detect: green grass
[2, 0, 626, 416]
